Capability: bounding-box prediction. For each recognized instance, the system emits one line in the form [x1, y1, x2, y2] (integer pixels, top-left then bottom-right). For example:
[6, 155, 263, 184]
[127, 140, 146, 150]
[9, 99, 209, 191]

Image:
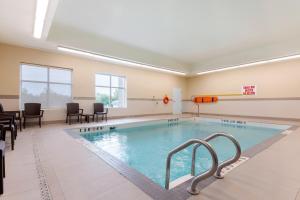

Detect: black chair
[0, 135, 5, 195]
[0, 103, 22, 132]
[0, 125, 3, 141]
[94, 103, 108, 122]
[22, 103, 44, 129]
[0, 115, 16, 150]
[66, 103, 83, 125]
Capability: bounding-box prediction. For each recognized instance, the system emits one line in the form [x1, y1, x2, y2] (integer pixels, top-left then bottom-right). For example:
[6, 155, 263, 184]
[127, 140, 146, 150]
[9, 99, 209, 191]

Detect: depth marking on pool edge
[281, 130, 293, 135]
[220, 156, 249, 176]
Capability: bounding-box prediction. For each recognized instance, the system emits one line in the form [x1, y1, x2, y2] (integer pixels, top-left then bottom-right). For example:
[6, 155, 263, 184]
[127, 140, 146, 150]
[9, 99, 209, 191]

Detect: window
[20, 64, 72, 108]
[95, 74, 126, 108]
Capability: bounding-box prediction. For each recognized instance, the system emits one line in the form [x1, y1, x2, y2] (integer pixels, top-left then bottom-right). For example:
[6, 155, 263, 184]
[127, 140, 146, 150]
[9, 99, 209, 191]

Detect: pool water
[81, 119, 287, 187]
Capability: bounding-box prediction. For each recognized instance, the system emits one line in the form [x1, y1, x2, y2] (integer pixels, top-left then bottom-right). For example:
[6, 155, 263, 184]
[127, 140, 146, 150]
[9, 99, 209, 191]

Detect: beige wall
[185, 59, 300, 119]
[0, 43, 187, 121]
[187, 59, 300, 98]
[1, 42, 300, 121]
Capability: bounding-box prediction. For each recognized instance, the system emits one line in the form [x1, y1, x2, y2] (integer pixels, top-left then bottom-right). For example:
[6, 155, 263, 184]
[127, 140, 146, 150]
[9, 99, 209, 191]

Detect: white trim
[33, 0, 49, 38]
[197, 54, 300, 75]
[57, 46, 186, 76]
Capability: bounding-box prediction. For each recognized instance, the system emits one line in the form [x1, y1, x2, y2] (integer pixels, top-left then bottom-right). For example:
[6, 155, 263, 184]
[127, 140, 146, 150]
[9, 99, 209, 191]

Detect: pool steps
[165, 133, 241, 195]
[165, 139, 218, 194]
[169, 174, 193, 189]
[169, 156, 248, 190]
[191, 133, 242, 179]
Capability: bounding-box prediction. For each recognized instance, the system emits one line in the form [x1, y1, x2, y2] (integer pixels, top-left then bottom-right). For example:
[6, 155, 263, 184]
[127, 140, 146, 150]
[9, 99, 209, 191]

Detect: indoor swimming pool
[79, 118, 289, 188]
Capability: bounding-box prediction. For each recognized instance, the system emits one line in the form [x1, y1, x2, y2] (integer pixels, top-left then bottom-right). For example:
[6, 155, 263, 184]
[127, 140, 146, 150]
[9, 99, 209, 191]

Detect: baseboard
[32, 113, 174, 125]
[107, 112, 172, 119]
[183, 112, 300, 122]
[22, 112, 300, 126]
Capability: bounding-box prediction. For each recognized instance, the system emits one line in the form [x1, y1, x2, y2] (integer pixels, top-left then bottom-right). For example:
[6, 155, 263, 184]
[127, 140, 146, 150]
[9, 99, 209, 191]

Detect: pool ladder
[165, 133, 241, 195]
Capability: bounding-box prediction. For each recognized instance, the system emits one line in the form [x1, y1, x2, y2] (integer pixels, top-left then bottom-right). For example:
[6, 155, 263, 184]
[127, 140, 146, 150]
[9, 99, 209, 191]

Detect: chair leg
[3, 156, 5, 178]
[14, 123, 18, 139]
[14, 127, 17, 140]
[1, 130, 6, 141]
[39, 117, 41, 128]
[19, 119, 22, 132]
[0, 150, 3, 195]
[106, 114, 107, 121]
[69, 116, 71, 125]
[23, 117, 26, 129]
[10, 128, 14, 150]
[77, 116, 79, 122]
[66, 115, 68, 124]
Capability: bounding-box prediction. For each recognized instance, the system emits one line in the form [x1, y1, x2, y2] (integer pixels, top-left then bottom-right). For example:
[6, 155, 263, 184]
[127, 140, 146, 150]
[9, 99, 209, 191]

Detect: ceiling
[1, 0, 300, 75]
[0, 0, 60, 52]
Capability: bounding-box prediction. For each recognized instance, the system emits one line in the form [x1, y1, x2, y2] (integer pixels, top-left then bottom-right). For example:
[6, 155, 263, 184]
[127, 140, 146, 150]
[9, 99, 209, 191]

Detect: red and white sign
[242, 85, 256, 95]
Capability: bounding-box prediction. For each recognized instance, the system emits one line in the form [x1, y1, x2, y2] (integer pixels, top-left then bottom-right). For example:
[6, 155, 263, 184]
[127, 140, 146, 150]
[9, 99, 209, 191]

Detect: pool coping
[65, 117, 297, 200]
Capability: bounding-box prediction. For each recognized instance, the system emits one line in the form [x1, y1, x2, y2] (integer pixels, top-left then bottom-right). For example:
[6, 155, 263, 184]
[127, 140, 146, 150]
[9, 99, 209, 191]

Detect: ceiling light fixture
[33, 0, 49, 38]
[197, 54, 300, 75]
[57, 46, 186, 76]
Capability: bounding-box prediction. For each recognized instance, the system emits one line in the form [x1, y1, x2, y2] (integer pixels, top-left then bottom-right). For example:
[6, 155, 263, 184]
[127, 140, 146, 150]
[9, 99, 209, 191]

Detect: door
[172, 88, 182, 114]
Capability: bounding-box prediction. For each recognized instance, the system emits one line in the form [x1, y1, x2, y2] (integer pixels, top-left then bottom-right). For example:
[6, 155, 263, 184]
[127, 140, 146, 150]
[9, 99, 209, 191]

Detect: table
[82, 114, 95, 123]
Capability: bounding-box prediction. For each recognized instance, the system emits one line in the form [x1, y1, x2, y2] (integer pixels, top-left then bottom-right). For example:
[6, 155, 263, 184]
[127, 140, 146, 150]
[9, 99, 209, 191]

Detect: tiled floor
[1, 114, 300, 200]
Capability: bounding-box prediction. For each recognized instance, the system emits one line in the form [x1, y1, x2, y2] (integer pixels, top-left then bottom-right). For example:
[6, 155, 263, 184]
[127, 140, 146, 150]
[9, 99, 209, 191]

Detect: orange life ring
[163, 96, 169, 104]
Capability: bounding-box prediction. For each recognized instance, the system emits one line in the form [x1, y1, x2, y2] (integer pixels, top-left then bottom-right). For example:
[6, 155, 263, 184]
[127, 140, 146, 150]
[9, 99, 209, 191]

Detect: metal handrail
[165, 139, 218, 192]
[191, 133, 241, 179]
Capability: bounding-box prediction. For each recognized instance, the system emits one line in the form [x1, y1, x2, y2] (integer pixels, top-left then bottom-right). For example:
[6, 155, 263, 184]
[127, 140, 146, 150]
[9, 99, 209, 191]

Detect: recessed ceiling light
[197, 54, 300, 75]
[33, 0, 49, 38]
[57, 46, 186, 76]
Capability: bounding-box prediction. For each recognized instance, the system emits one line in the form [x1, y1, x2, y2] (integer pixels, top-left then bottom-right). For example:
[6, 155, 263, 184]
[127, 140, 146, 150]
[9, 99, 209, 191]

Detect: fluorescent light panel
[33, 0, 49, 38]
[57, 46, 186, 75]
[197, 54, 300, 75]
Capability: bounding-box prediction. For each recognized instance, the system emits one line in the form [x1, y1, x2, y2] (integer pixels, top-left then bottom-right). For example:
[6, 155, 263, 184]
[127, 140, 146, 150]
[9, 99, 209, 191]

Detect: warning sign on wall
[242, 85, 256, 95]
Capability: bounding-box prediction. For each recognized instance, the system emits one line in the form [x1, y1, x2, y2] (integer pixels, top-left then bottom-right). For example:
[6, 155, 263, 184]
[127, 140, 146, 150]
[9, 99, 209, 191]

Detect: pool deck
[1, 114, 300, 200]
